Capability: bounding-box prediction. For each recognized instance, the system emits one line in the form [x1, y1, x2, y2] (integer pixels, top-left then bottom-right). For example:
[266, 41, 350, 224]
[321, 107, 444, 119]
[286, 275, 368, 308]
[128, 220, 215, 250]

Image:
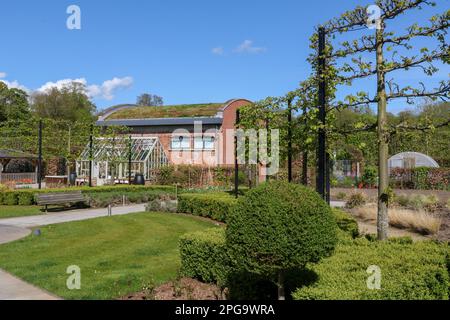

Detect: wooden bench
[36, 191, 86, 212]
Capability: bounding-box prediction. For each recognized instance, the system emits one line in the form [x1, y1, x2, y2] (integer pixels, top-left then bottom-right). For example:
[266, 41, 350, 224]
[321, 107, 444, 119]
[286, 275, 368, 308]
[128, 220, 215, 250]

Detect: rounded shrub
[226, 181, 338, 299]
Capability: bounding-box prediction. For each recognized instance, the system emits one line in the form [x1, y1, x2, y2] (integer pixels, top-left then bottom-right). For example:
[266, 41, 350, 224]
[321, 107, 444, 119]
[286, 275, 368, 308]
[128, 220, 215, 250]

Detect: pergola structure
[76, 137, 168, 185]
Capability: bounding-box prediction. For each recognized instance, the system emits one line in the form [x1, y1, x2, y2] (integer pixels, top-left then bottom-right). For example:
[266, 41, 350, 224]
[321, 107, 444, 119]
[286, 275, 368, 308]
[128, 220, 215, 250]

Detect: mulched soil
[119, 278, 224, 300]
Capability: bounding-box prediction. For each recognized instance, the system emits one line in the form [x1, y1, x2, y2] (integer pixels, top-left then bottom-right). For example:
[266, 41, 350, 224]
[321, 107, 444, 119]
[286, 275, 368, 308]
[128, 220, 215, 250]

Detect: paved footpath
[0, 204, 146, 300]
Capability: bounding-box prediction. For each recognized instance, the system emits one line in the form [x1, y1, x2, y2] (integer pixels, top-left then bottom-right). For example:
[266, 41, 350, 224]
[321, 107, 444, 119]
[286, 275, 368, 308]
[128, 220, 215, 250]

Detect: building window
[171, 135, 190, 149]
[204, 136, 215, 150]
[194, 136, 215, 150]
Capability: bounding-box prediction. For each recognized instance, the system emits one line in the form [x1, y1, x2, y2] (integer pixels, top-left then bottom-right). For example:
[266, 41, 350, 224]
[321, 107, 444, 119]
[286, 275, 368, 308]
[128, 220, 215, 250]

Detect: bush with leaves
[226, 181, 338, 299]
[177, 193, 237, 222]
[345, 192, 366, 209]
[292, 238, 449, 300]
[361, 165, 377, 187]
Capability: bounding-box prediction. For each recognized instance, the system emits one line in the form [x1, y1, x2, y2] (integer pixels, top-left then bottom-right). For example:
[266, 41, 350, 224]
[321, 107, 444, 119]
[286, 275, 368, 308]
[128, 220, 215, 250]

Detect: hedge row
[179, 209, 369, 299]
[177, 193, 237, 222]
[0, 185, 175, 206]
[332, 208, 359, 238]
[180, 226, 449, 300]
[292, 238, 449, 300]
[390, 167, 450, 190]
[179, 228, 229, 286]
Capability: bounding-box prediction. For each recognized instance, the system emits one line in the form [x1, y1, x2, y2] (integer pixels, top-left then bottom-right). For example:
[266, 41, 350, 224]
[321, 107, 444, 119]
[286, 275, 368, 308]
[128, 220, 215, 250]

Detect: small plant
[336, 192, 347, 201]
[345, 192, 366, 209]
[408, 194, 439, 212]
[141, 281, 155, 300]
[362, 166, 377, 187]
[395, 194, 410, 208]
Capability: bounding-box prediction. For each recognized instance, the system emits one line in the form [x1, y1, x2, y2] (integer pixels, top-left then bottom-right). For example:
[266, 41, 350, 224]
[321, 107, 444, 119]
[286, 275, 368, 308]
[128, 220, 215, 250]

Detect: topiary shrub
[226, 181, 338, 300]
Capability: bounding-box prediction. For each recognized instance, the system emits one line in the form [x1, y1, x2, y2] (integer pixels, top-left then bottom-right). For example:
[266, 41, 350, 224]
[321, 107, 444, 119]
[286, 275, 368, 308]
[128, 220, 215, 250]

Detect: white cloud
[37, 78, 88, 93]
[36, 76, 134, 100]
[91, 76, 134, 100]
[0, 79, 30, 93]
[234, 40, 266, 54]
[1, 76, 133, 101]
[212, 47, 224, 55]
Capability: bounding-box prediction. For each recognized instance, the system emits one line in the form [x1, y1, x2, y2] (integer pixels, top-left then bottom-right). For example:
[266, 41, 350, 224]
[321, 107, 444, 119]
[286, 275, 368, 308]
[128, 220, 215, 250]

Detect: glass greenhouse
[76, 137, 168, 185]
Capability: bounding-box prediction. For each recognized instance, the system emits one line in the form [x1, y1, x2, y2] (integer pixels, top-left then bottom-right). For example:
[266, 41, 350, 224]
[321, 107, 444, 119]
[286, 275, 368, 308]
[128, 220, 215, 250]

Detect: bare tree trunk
[277, 270, 285, 300]
[376, 24, 389, 240]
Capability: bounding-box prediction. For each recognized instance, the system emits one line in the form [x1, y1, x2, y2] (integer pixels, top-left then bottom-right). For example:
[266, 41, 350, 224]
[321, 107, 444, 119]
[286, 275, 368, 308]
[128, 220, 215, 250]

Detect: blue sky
[0, 0, 448, 113]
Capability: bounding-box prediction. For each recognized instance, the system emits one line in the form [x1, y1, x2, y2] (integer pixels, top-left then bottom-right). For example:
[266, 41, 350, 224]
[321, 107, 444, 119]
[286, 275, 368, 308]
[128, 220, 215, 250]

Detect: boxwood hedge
[292, 238, 449, 300]
[177, 193, 237, 222]
[0, 185, 175, 206]
[179, 208, 449, 300]
[179, 228, 229, 286]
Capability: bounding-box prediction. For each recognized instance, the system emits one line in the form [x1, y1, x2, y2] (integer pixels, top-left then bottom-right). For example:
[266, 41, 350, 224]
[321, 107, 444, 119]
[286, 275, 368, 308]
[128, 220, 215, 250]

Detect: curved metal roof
[388, 152, 440, 168]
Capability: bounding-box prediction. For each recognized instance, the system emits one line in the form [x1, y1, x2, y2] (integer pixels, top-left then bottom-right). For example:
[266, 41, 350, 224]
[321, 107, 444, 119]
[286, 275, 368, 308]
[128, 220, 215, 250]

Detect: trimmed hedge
[179, 228, 229, 286]
[177, 193, 237, 222]
[332, 208, 359, 238]
[292, 238, 449, 300]
[179, 218, 449, 300]
[0, 185, 175, 206]
[226, 182, 338, 278]
[180, 228, 449, 299]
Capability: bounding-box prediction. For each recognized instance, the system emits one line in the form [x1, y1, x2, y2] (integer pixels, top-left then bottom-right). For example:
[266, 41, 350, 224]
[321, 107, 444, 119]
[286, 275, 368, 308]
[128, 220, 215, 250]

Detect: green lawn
[0, 205, 44, 218]
[0, 212, 217, 299]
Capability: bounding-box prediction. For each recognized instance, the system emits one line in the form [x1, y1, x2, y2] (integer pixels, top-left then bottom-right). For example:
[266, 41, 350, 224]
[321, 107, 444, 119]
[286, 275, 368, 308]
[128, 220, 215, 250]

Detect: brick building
[77, 99, 251, 185]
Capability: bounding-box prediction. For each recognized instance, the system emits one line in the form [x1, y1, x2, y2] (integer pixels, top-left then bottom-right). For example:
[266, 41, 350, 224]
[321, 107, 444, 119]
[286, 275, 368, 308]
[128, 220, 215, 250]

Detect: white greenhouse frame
[76, 137, 168, 185]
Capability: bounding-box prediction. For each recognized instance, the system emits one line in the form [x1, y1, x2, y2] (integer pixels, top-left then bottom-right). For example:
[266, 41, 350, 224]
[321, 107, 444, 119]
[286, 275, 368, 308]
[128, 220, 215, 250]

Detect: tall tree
[31, 82, 96, 122]
[0, 82, 30, 122]
[136, 93, 164, 106]
[323, 0, 449, 239]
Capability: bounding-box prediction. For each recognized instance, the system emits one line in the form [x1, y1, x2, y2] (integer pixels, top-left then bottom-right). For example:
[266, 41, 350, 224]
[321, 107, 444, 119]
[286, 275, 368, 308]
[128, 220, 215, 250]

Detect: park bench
[36, 191, 86, 212]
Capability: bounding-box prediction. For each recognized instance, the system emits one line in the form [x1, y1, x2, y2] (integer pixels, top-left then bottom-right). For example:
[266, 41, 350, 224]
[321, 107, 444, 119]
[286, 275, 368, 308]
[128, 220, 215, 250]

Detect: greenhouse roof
[79, 137, 160, 162]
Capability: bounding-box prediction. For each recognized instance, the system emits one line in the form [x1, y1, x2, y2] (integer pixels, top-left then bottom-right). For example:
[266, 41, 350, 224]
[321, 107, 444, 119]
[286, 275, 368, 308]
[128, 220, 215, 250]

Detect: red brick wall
[220, 99, 253, 165]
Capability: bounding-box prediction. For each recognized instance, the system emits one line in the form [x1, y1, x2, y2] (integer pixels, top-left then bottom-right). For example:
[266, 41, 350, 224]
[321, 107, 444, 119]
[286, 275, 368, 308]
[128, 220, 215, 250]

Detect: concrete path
[330, 201, 345, 208]
[0, 204, 146, 300]
[0, 269, 59, 300]
[0, 225, 31, 245]
[0, 204, 146, 228]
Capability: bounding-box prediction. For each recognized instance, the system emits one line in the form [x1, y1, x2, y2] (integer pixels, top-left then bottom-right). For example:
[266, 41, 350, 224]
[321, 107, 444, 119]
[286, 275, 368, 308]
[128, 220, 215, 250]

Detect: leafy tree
[31, 82, 96, 122]
[136, 93, 164, 106]
[0, 82, 30, 122]
[322, 0, 449, 240]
